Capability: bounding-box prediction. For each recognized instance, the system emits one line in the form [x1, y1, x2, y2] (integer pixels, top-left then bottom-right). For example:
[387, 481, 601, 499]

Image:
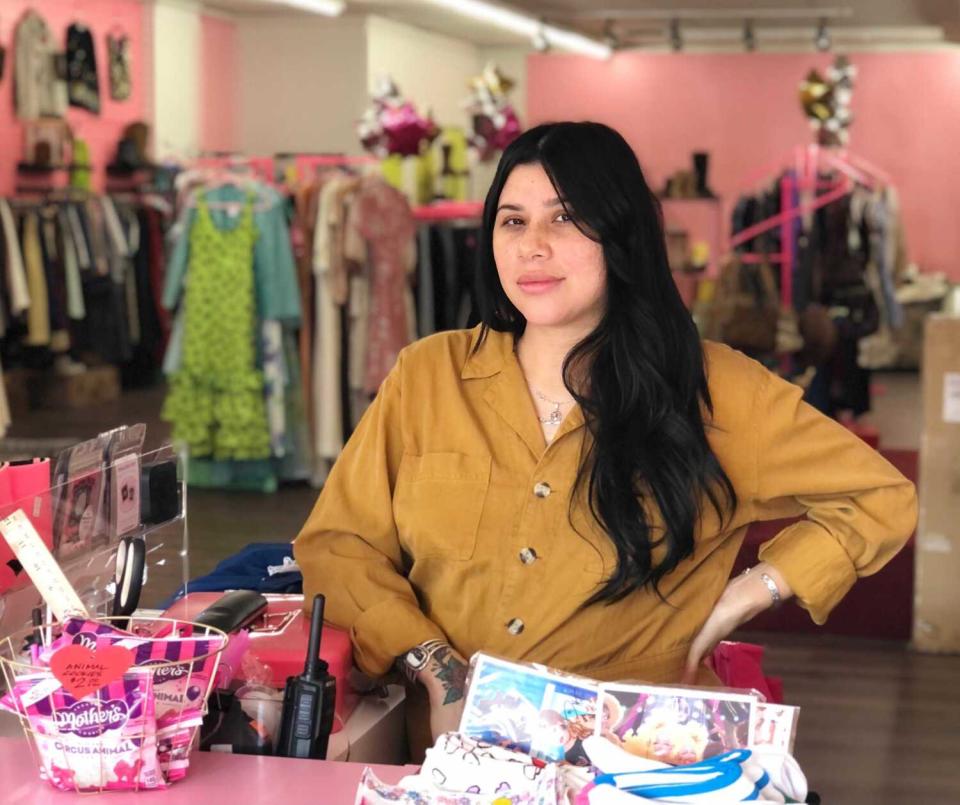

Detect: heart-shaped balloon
[50, 644, 134, 700]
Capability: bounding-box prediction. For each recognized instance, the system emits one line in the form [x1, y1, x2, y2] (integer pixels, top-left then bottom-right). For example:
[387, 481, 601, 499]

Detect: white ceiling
[200, 0, 960, 47]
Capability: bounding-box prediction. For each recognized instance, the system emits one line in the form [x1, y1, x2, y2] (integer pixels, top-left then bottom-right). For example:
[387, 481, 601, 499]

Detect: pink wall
[200, 15, 238, 155]
[0, 0, 149, 195]
[528, 51, 960, 278]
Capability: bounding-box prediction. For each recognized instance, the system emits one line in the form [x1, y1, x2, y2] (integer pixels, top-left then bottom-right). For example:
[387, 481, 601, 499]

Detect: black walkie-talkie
[275, 594, 337, 760]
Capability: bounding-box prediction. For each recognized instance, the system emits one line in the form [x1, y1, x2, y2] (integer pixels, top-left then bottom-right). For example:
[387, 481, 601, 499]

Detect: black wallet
[193, 590, 268, 633]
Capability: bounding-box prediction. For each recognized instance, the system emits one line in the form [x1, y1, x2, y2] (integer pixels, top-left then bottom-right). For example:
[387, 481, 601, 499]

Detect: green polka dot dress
[163, 194, 271, 460]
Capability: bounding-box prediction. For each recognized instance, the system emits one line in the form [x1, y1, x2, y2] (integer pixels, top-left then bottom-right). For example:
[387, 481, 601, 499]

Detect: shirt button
[519, 547, 538, 565]
[533, 482, 552, 498]
[506, 618, 525, 635]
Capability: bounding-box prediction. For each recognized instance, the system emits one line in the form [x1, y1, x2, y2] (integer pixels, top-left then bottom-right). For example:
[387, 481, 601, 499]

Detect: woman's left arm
[685, 365, 918, 682]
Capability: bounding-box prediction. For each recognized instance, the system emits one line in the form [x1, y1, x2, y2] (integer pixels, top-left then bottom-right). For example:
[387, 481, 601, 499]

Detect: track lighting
[603, 19, 620, 51]
[268, 0, 344, 15]
[422, 0, 611, 59]
[532, 24, 549, 52]
[743, 19, 756, 51]
[815, 17, 831, 51]
[669, 18, 682, 51]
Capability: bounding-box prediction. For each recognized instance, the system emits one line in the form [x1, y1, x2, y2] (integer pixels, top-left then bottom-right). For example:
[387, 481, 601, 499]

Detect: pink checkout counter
[0, 681, 411, 802]
[0, 736, 414, 804]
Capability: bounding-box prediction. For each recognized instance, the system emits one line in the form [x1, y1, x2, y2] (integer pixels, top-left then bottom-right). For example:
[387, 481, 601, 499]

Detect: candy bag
[40, 618, 224, 779]
[4, 670, 165, 792]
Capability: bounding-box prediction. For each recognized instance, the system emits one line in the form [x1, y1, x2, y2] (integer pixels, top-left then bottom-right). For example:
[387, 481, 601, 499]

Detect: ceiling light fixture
[815, 17, 831, 51]
[421, 0, 612, 59]
[743, 18, 756, 51]
[271, 0, 345, 15]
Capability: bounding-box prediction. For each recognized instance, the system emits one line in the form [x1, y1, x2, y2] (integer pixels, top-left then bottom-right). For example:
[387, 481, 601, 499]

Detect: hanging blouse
[14, 11, 68, 119]
[0, 200, 31, 316]
[66, 23, 100, 114]
[107, 33, 132, 101]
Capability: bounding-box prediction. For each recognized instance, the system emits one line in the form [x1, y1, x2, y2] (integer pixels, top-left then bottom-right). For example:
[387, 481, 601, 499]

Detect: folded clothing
[355, 732, 570, 804]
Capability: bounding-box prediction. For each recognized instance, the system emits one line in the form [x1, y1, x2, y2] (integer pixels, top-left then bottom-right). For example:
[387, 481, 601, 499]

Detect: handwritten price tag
[50, 644, 134, 700]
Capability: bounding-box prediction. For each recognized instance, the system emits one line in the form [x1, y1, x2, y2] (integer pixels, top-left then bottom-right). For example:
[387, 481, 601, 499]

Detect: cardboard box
[27, 365, 121, 410]
[913, 314, 960, 652]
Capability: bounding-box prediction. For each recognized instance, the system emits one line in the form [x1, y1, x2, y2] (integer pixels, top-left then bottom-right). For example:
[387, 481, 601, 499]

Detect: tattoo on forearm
[430, 646, 468, 706]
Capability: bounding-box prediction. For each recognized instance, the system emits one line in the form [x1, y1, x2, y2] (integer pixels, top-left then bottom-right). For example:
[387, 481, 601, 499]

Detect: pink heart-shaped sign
[50, 644, 135, 700]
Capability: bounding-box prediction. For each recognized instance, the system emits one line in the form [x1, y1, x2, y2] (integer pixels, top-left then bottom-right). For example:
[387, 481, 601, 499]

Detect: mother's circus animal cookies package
[40, 618, 224, 779]
[1, 672, 165, 791]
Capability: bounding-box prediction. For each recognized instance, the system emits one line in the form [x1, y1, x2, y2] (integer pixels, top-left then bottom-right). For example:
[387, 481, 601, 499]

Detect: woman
[293, 122, 916, 756]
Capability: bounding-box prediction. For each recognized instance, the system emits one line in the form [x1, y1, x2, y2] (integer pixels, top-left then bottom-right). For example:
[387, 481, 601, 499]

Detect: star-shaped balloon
[357, 76, 439, 158]
[463, 62, 522, 162]
[798, 56, 857, 146]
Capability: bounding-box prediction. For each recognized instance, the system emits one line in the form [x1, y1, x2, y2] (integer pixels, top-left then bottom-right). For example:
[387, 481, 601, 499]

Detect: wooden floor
[5, 376, 959, 803]
[742, 631, 960, 804]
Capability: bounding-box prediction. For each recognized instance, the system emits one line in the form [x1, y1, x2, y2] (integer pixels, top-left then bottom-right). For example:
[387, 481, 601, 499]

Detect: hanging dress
[162, 194, 271, 460]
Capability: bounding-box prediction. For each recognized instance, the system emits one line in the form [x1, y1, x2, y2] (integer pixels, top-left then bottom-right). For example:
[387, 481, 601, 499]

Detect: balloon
[463, 62, 523, 162]
[798, 56, 857, 146]
[357, 76, 438, 157]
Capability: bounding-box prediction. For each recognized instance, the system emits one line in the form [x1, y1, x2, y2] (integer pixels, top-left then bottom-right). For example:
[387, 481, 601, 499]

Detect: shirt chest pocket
[394, 452, 491, 561]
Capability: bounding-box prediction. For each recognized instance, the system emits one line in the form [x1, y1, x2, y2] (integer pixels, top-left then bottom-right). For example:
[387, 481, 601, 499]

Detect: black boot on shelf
[692, 151, 716, 198]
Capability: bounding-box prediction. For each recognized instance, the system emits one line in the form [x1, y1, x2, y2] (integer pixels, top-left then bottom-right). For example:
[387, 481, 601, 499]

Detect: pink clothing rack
[412, 200, 483, 223]
[293, 154, 378, 179]
[193, 155, 278, 186]
[729, 144, 888, 310]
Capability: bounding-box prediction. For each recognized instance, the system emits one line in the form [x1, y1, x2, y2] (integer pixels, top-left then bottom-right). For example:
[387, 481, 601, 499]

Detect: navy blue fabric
[160, 542, 302, 608]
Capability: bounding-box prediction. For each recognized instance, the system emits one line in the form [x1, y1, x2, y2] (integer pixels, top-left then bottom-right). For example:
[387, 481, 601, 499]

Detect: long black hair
[475, 121, 737, 605]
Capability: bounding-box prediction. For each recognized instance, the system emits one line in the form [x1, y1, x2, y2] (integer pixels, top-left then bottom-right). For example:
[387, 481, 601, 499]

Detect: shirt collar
[460, 325, 515, 380]
[463, 324, 586, 456]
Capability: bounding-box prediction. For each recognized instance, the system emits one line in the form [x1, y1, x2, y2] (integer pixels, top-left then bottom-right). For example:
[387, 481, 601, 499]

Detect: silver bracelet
[741, 566, 782, 607]
[759, 572, 782, 606]
[397, 639, 449, 684]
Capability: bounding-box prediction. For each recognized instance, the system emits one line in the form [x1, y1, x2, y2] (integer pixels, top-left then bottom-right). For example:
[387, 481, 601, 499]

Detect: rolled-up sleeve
[293, 351, 445, 676]
[751, 368, 918, 624]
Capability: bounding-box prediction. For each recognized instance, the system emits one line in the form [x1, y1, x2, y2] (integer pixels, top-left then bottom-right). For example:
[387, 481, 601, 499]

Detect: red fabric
[707, 641, 783, 703]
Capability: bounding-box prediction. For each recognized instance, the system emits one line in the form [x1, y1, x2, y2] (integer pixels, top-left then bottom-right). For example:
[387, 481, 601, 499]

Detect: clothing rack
[412, 202, 483, 340]
[293, 154, 378, 173]
[0, 188, 172, 394]
[412, 200, 483, 225]
[175, 161, 282, 213]
[193, 154, 278, 186]
[729, 144, 888, 310]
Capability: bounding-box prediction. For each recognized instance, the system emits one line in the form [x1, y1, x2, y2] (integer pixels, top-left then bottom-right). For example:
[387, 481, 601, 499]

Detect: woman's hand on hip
[418, 644, 470, 740]
[682, 562, 792, 684]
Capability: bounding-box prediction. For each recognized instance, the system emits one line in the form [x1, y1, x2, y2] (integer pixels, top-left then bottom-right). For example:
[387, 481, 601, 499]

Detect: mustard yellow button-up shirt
[294, 326, 916, 685]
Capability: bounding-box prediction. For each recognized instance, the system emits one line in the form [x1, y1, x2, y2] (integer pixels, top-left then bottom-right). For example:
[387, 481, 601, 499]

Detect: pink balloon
[381, 103, 438, 157]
